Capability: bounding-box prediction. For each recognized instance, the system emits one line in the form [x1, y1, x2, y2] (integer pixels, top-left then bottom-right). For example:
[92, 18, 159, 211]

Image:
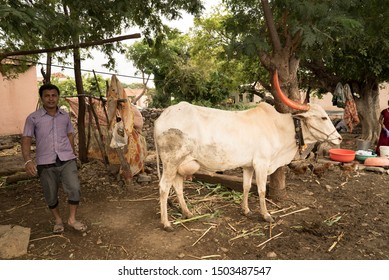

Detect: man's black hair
[39, 84, 60, 97]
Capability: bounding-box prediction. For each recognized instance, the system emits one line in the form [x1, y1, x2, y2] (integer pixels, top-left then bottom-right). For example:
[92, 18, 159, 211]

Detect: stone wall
[140, 108, 164, 151]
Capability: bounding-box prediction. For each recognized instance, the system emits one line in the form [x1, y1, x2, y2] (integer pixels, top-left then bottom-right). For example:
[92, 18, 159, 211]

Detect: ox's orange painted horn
[273, 70, 310, 111]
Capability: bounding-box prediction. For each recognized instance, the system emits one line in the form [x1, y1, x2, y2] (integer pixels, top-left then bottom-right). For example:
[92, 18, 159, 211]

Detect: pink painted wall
[0, 66, 39, 136]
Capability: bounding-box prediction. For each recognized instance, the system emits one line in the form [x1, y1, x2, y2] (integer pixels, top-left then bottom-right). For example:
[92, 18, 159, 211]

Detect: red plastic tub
[329, 149, 356, 162]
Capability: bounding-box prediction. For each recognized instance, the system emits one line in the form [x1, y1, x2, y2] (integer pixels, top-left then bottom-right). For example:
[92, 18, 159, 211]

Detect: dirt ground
[1, 133, 388, 260]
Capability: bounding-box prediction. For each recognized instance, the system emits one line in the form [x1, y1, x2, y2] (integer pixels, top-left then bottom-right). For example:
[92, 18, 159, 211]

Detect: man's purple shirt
[23, 108, 76, 165]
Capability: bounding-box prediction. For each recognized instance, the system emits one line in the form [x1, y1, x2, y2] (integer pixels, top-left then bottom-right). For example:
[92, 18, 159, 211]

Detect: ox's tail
[153, 126, 161, 180]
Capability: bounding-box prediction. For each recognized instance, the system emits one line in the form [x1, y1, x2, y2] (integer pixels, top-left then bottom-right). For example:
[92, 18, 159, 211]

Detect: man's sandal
[53, 223, 64, 234]
[68, 221, 87, 232]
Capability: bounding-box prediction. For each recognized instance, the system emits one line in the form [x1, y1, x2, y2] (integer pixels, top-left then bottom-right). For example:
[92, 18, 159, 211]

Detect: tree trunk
[268, 166, 287, 201]
[353, 81, 381, 145]
[260, 49, 300, 201]
[73, 48, 88, 163]
[267, 57, 298, 200]
[260, 0, 303, 201]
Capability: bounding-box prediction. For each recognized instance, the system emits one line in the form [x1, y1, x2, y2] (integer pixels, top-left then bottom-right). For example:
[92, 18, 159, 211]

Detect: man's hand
[25, 160, 38, 177]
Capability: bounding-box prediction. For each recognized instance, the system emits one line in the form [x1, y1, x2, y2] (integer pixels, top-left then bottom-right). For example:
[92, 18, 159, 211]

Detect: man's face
[41, 89, 59, 110]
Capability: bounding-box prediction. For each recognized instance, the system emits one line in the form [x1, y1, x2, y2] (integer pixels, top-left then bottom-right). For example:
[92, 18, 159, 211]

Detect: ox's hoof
[263, 213, 275, 223]
[243, 210, 254, 218]
[163, 224, 175, 232]
[183, 212, 194, 219]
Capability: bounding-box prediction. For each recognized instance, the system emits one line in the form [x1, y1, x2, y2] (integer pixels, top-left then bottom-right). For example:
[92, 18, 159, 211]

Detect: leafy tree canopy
[0, 0, 204, 74]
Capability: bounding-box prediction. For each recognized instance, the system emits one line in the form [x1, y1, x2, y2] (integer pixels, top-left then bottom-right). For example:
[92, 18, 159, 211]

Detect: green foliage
[125, 5, 261, 108]
[82, 73, 108, 96]
[0, 0, 204, 76]
[202, 182, 244, 204]
[126, 28, 231, 107]
[48, 74, 107, 97]
[299, 0, 389, 88]
[53, 77, 77, 96]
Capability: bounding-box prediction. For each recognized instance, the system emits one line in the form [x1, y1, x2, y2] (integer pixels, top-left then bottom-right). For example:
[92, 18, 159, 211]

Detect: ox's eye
[321, 117, 328, 120]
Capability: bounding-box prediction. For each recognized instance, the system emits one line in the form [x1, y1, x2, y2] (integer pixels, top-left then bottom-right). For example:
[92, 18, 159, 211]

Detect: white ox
[154, 71, 342, 231]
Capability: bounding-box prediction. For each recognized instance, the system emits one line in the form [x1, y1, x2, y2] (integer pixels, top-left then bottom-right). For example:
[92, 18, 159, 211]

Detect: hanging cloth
[343, 84, 359, 132]
[343, 84, 354, 101]
[332, 82, 346, 108]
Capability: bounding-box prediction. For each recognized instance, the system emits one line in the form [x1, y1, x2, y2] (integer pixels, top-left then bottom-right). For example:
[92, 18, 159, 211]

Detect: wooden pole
[0, 33, 141, 59]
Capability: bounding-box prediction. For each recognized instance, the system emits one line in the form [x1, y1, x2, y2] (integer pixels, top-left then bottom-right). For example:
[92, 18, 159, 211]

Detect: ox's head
[273, 71, 342, 146]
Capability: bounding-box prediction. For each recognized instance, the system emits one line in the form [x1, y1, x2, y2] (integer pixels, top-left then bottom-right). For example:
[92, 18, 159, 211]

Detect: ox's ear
[291, 111, 308, 121]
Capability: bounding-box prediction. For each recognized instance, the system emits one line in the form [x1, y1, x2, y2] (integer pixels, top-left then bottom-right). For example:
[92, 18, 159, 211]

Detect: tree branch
[258, 50, 272, 71]
[303, 59, 339, 91]
[290, 29, 303, 54]
[260, 0, 282, 52]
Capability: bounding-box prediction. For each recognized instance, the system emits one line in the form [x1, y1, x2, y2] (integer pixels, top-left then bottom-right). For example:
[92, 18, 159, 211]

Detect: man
[21, 84, 87, 234]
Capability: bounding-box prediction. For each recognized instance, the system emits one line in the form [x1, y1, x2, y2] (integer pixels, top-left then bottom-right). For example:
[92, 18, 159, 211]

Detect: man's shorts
[37, 159, 80, 208]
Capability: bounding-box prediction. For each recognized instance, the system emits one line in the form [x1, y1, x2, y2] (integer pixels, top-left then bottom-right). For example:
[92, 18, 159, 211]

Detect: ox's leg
[159, 171, 175, 231]
[172, 175, 193, 219]
[254, 167, 274, 223]
[242, 167, 254, 216]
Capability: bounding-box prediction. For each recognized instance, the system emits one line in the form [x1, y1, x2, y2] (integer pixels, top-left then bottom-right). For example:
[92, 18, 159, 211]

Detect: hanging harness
[293, 117, 306, 155]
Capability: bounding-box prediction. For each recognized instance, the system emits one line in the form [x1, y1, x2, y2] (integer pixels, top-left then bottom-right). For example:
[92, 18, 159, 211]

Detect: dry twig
[227, 223, 237, 232]
[279, 207, 310, 218]
[187, 254, 221, 260]
[265, 198, 281, 209]
[187, 255, 202, 260]
[200, 254, 222, 259]
[270, 206, 295, 215]
[269, 221, 272, 238]
[173, 213, 211, 225]
[105, 244, 112, 260]
[30, 234, 70, 243]
[229, 228, 261, 242]
[110, 244, 129, 255]
[179, 222, 191, 232]
[328, 232, 344, 252]
[6, 197, 32, 213]
[109, 197, 157, 202]
[256, 232, 284, 248]
[192, 226, 214, 246]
